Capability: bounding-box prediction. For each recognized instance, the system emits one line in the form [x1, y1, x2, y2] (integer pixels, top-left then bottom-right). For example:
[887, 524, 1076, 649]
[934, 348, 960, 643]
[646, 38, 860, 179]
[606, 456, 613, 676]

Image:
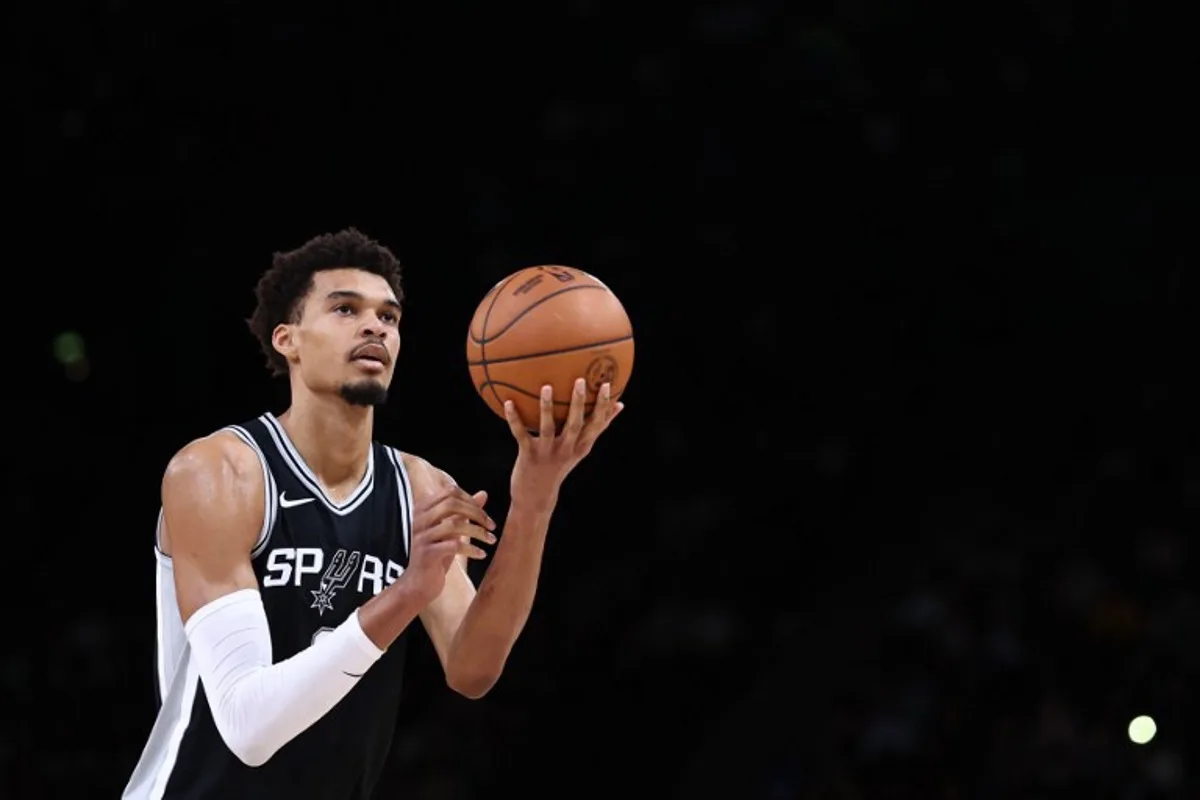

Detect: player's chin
[339, 375, 391, 407]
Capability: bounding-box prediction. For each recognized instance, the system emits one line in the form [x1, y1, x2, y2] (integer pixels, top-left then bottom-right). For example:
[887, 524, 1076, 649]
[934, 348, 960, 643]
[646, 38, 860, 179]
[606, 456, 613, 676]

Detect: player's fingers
[434, 539, 486, 564]
[442, 510, 497, 540]
[462, 542, 488, 560]
[471, 490, 488, 508]
[465, 507, 497, 533]
[420, 510, 494, 540]
[538, 385, 555, 441]
[504, 400, 532, 446]
[579, 382, 613, 441]
[561, 378, 587, 443]
[440, 535, 488, 561]
[422, 496, 495, 530]
[577, 388, 626, 454]
[462, 520, 497, 544]
[443, 496, 496, 529]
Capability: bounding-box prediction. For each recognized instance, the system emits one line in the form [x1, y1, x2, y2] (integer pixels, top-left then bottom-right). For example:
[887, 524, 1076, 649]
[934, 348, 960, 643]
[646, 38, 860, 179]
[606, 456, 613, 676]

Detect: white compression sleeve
[184, 589, 384, 767]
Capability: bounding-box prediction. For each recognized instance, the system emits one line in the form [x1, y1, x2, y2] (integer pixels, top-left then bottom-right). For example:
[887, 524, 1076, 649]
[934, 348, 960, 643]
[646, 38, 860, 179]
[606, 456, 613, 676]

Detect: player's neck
[276, 393, 374, 491]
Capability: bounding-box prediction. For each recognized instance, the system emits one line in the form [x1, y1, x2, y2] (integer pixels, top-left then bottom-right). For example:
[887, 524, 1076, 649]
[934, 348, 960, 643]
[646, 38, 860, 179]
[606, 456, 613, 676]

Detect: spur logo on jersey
[310, 549, 360, 614]
[262, 546, 405, 614]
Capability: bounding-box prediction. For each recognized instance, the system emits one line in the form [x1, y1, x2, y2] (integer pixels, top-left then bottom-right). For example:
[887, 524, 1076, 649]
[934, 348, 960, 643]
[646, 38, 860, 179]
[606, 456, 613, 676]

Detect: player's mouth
[350, 343, 390, 370]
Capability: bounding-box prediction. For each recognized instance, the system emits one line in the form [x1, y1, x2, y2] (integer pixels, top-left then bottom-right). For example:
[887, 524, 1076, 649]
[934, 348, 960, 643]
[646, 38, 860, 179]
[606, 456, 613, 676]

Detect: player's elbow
[446, 669, 500, 700]
[232, 745, 272, 769]
[223, 731, 276, 768]
[212, 705, 279, 767]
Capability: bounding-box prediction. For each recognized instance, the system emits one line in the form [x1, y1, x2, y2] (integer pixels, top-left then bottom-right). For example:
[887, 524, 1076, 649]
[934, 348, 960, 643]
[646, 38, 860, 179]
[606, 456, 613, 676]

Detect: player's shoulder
[160, 429, 265, 556]
[164, 428, 262, 487]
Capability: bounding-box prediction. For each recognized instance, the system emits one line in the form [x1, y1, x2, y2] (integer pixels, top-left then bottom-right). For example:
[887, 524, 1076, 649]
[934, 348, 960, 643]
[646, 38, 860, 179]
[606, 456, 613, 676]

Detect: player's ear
[272, 323, 299, 365]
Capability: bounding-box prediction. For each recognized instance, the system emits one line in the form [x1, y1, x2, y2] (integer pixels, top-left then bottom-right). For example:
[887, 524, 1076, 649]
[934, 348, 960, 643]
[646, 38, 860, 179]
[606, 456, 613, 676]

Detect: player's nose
[358, 320, 387, 340]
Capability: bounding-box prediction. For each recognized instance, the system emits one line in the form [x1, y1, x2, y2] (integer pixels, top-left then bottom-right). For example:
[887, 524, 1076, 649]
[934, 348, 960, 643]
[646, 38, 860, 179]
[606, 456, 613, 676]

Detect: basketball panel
[469, 363, 506, 419]
[491, 390, 543, 433]
[480, 287, 633, 361]
[478, 266, 607, 341]
[468, 276, 511, 342]
[466, 332, 483, 364]
[482, 338, 635, 423]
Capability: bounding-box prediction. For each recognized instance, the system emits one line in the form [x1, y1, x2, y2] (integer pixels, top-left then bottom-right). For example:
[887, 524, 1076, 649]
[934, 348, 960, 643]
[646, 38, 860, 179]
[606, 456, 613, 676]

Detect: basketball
[467, 265, 635, 430]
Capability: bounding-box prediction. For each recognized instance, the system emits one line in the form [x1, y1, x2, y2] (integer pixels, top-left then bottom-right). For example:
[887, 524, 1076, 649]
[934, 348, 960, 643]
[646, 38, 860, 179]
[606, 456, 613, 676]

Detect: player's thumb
[472, 490, 488, 507]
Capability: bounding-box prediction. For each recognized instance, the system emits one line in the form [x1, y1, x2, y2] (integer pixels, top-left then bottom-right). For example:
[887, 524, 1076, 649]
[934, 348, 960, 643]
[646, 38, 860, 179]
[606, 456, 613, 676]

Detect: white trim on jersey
[147, 662, 200, 799]
[221, 424, 280, 557]
[384, 447, 415, 559]
[154, 510, 168, 701]
[123, 559, 201, 800]
[260, 413, 375, 516]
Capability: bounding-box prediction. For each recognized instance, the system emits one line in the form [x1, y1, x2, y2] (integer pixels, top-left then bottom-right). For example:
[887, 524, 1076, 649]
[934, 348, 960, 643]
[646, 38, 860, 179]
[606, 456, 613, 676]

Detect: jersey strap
[382, 447, 414, 560]
[221, 425, 280, 558]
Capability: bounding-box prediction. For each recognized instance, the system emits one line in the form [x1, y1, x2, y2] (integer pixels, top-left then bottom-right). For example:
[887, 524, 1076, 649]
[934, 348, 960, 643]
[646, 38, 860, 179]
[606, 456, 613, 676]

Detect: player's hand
[504, 378, 625, 506]
[401, 485, 496, 605]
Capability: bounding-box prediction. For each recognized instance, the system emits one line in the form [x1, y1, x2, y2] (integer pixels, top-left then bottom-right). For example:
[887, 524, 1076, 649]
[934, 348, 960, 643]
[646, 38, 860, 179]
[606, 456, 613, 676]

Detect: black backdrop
[7, 1, 1198, 797]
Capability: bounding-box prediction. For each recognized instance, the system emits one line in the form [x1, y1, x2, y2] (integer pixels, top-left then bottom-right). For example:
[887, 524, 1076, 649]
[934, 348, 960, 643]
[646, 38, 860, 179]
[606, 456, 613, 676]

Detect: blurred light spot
[53, 330, 85, 365]
[53, 330, 90, 381]
[1128, 715, 1156, 744]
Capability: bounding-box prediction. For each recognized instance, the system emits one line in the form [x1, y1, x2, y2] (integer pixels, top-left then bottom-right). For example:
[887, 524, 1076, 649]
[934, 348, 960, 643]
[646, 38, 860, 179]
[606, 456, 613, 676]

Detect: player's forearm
[445, 497, 555, 697]
[185, 589, 385, 767]
[356, 573, 431, 649]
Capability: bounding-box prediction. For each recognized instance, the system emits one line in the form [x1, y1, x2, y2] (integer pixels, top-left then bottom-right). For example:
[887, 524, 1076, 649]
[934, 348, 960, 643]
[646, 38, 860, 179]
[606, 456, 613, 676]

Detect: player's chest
[255, 505, 408, 614]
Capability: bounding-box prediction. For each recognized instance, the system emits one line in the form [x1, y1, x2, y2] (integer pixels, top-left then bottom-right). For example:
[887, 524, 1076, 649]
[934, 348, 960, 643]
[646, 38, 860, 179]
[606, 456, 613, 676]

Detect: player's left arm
[414, 377, 624, 699]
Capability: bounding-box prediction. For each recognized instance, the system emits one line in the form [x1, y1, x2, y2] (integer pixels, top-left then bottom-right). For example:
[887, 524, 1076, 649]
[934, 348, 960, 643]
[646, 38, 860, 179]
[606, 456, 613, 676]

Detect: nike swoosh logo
[343, 671, 364, 678]
[279, 493, 315, 508]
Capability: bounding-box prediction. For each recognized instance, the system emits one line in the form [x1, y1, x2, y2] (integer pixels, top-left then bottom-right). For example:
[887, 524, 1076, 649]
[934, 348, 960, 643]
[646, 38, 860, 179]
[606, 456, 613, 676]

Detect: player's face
[283, 268, 402, 406]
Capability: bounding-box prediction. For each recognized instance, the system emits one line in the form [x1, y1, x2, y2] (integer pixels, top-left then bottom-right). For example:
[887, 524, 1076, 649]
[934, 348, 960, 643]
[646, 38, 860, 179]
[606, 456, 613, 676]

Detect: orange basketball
[466, 265, 634, 430]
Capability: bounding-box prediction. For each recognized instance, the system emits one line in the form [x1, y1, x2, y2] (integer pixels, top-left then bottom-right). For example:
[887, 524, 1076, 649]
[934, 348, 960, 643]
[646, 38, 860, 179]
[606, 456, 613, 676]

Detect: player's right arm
[161, 434, 262, 621]
[162, 433, 412, 767]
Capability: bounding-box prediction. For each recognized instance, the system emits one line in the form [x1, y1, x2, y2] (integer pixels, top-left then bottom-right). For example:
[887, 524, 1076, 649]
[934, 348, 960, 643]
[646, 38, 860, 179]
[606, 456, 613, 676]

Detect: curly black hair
[247, 227, 404, 376]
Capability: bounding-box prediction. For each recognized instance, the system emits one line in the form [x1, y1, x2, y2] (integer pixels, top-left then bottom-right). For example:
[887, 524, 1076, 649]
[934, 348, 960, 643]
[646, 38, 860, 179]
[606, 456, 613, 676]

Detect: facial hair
[339, 379, 389, 407]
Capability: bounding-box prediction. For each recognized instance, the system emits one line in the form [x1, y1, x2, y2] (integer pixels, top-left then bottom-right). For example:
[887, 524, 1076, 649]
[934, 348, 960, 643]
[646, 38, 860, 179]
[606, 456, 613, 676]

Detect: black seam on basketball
[467, 333, 633, 366]
[468, 284, 608, 345]
[479, 274, 521, 413]
[476, 380, 624, 406]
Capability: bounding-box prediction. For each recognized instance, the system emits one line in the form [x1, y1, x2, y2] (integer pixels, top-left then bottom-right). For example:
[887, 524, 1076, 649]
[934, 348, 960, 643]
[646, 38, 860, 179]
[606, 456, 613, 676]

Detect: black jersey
[123, 412, 414, 800]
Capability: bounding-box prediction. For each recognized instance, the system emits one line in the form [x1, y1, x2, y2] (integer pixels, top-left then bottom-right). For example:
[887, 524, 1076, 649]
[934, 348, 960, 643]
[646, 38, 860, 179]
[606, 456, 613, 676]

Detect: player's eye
[380, 311, 398, 324]
[333, 304, 354, 316]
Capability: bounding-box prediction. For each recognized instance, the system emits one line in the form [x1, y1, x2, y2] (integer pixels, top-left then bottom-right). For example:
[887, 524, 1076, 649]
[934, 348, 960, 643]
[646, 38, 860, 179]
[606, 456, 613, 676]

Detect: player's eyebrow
[326, 290, 402, 313]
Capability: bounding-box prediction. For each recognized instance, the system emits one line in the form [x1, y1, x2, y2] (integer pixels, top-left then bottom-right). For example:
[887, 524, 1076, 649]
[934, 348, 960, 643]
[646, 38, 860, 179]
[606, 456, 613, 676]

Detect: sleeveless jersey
[123, 413, 414, 800]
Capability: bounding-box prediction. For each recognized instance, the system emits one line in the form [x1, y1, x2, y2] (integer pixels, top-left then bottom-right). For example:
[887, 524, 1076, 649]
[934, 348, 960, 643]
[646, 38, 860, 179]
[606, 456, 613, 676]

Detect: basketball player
[122, 229, 624, 799]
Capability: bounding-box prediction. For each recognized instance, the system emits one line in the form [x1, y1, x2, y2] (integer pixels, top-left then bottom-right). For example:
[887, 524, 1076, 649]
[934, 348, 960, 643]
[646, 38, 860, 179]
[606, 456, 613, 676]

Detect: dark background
[7, 1, 1197, 797]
